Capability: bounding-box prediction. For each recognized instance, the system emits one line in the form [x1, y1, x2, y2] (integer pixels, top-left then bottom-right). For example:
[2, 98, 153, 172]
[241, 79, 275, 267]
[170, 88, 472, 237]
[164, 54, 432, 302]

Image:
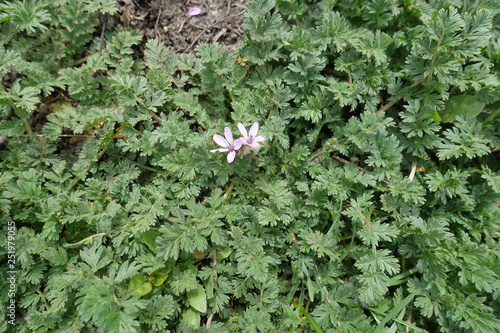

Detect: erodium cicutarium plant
[0, 0, 498, 332]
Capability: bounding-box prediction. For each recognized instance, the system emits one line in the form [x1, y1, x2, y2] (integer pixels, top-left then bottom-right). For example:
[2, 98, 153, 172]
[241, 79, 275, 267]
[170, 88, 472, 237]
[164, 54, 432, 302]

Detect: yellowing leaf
[128, 274, 152, 296]
[149, 272, 168, 287]
[192, 249, 207, 259]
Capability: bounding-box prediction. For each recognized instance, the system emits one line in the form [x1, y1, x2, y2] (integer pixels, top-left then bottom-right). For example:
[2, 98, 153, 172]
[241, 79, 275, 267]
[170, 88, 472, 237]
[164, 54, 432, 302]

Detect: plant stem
[376, 81, 420, 115]
[23, 119, 34, 138]
[67, 142, 110, 190]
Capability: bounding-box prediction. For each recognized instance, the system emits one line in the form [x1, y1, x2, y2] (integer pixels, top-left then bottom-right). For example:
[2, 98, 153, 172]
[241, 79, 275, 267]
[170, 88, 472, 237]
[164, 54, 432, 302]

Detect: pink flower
[188, 7, 202, 16]
[210, 127, 242, 163]
[237, 122, 266, 148]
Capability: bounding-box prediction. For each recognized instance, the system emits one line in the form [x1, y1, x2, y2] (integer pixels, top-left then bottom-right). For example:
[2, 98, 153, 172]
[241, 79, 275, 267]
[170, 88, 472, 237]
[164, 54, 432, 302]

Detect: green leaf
[216, 247, 233, 260]
[439, 95, 485, 123]
[355, 249, 400, 275]
[307, 277, 316, 302]
[128, 274, 153, 296]
[357, 221, 400, 247]
[169, 265, 199, 295]
[0, 47, 21, 74]
[187, 284, 207, 313]
[79, 242, 111, 272]
[115, 260, 141, 283]
[0, 118, 26, 136]
[374, 294, 415, 331]
[428, 110, 442, 122]
[357, 271, 390, 306]
[141, 229, 161, 253]
[144, 39, 170, 69]
[5, 0, 51, 34]
[436, 117, 490, 160]
[83, 0, 118, 15]
[182, 308, 200, 328]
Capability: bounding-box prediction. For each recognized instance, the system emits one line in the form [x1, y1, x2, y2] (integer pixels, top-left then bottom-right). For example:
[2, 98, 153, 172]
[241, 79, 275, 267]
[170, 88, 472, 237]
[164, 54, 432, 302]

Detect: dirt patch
[117, 0, 247, 53]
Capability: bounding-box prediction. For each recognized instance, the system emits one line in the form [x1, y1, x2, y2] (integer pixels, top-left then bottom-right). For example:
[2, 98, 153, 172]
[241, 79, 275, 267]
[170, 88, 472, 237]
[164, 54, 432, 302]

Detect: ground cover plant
[1, 0, 499, 332]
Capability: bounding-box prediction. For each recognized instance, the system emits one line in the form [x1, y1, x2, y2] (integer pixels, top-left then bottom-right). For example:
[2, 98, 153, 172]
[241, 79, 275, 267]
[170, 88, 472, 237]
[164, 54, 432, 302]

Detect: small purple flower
[210, 127, 242, 163]
[188, 7, 202, 16]
[237, 122, 266, 148]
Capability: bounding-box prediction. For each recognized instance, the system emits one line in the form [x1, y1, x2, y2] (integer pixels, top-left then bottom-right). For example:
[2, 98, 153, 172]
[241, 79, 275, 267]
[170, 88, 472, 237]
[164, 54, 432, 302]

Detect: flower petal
[249, 142, 261, 148]
[249, 122, 259, 137]
[213, 134, 229, 148]
[224, 127, 233, 144]
[233, 138, 243, 150]
[227, 151, 236, 163]
[188, 7, 202, 16]
[253, 135, 266, 143]
[210, 148, 229, 153]
[237, 123, 248, 139]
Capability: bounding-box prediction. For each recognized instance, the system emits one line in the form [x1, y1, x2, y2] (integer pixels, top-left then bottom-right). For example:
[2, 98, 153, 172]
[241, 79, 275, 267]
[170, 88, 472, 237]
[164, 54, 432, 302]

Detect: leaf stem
[125, 157, 160, 173]
[63, 233, 107, 248]
[22, 118, 34, 138]
[36, 289, 50, 311]
[67, 142, 110, 190]
[332, 154, 390, 184]
[376, 81, 420, 115]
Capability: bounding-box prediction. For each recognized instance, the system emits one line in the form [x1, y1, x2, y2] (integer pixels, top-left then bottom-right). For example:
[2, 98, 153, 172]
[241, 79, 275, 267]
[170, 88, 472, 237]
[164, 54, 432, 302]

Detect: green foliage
[438, 94, 486, 122]
[1, 0, 499, 332]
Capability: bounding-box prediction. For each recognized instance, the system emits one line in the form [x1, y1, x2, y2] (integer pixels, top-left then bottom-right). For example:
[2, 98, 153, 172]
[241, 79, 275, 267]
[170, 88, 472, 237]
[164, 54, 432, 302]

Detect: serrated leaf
[115, 260, 141, 283]
[79, 242, 111, 272]
[0, 118, 26, 136]
[83, 0, 118, 14]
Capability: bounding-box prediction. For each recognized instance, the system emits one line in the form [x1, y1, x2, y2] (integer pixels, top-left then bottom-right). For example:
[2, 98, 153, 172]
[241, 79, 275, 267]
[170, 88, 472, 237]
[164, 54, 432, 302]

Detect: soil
[116, 0, 248, 53]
